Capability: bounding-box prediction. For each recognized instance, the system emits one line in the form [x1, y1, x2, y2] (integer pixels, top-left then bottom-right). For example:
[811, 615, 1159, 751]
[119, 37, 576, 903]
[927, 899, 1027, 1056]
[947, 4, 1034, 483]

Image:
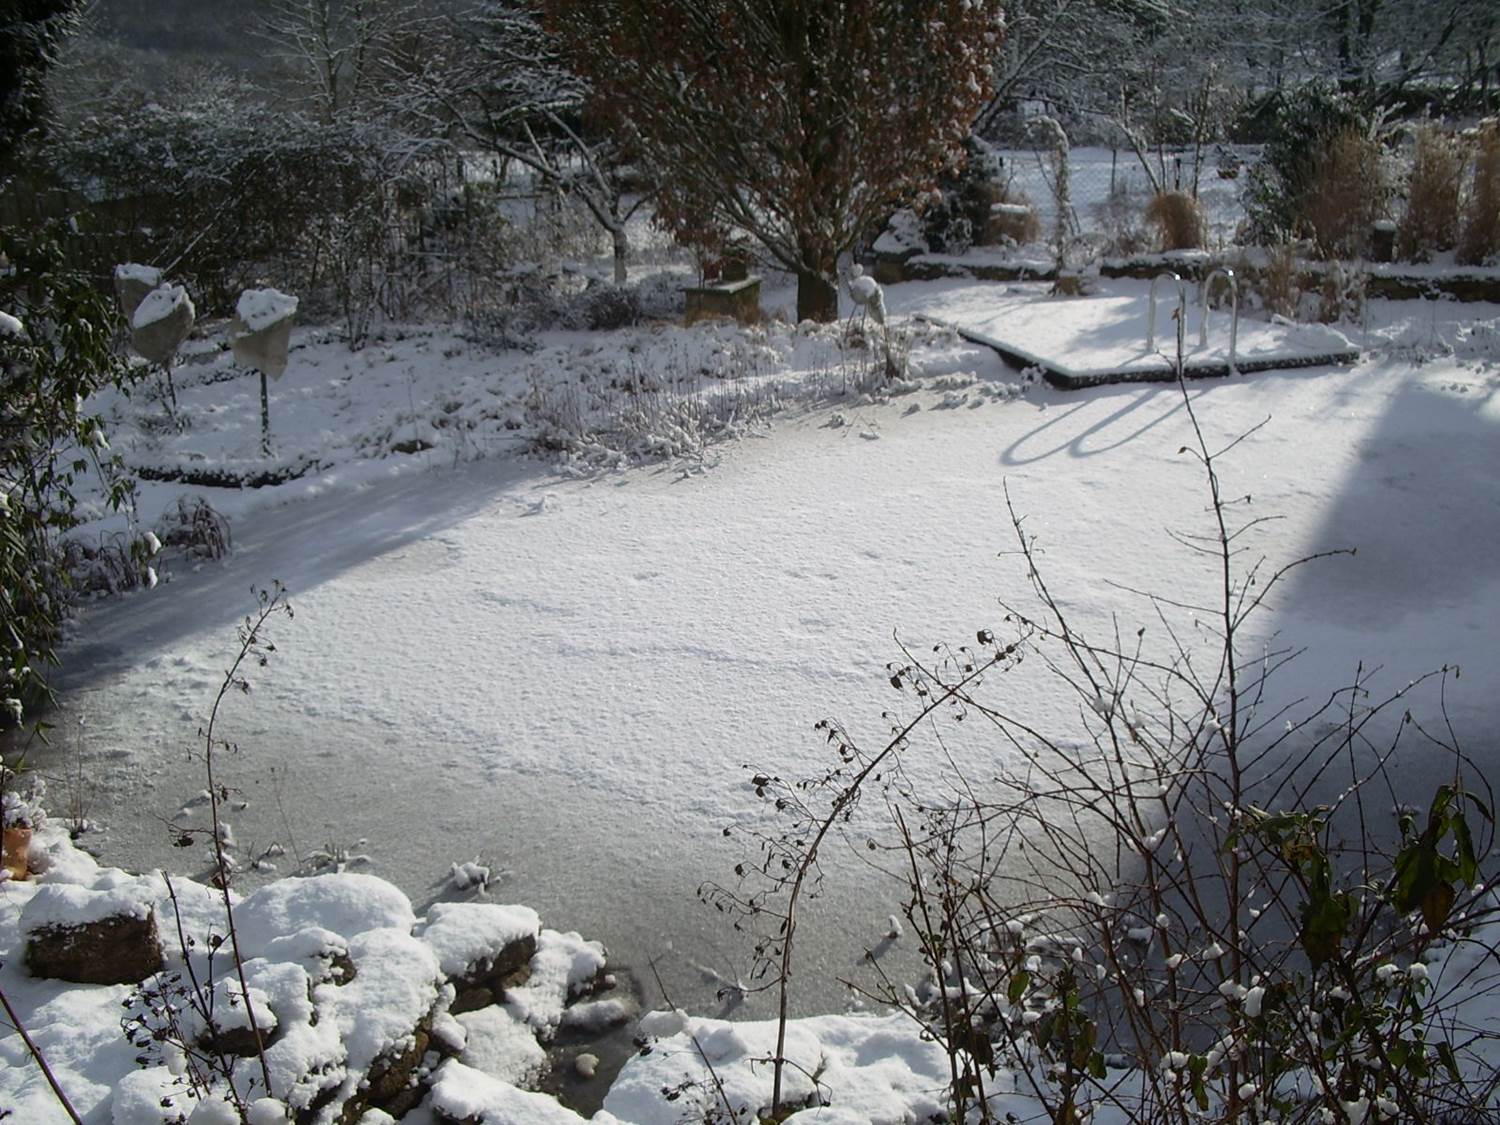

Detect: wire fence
[993, 144, 1258, 254]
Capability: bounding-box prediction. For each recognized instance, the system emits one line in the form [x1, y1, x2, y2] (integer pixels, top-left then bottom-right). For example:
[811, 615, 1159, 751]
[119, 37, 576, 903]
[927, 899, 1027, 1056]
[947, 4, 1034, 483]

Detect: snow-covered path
[26, 293, 1500, 1016]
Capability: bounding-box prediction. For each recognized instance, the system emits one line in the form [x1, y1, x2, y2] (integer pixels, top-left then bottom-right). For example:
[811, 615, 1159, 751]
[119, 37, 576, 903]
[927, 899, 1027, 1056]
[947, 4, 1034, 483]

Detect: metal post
[260, 370, 271, 457]
[160, 361, 180, 422]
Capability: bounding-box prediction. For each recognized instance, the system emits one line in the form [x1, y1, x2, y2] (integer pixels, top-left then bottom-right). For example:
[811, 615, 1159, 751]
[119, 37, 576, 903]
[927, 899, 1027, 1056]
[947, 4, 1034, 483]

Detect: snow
[19, 880, 154, 931]
[559, 995, 637, 1033]
[322, 927, 442, 1071]
[427, 1059, 607, 1124]
[894, 278, 1356, 378]
[255, 926, 352, 980]
[456, 1005, 547, 1086]
[0, 828, 634, 1123]
[605, 1010, 951, 1123]
[6, 267, 1500, 1121]
[132, 283, 194, 330]
[872, 207, 925, 256]
[236, 288, 299, 332]
[503, 929, 607, 1038]
[236, 873, 416, 956]
[19, 279, 1500, 1027]
[414, 901, 540, 978]
[115, 262, 163, 287]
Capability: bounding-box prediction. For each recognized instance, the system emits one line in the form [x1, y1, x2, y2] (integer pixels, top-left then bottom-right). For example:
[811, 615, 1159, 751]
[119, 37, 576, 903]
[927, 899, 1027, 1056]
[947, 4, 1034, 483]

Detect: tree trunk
[795, 266, 838, 323]
[611, 226, 629, 285]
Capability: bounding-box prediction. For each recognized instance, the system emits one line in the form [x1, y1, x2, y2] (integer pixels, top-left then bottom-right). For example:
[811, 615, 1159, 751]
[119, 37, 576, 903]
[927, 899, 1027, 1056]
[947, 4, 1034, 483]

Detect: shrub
[0, 227, 137, 726]
[1458, 120, 1500, 266]
[1144, 190, 1207, 251]
[10, 93, 461, 333]
[1316, 258, 1368, 324]
[1255, 243, 1302, 319]
[921, 135, 1037, 255]
[1302, 128, 1387, 259]
[1397, 125, 1466, 262]
[578, 282, 641, 331]
[1243, 82, 1367, 245]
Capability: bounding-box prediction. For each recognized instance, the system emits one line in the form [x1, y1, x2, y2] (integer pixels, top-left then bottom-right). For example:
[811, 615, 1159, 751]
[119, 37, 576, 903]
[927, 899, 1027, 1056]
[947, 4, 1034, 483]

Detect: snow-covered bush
[576, 282, 641, 331]
[1095, 185, 1153, 256]
[26, 94, 452, 330]
[1, 764, 45, 830]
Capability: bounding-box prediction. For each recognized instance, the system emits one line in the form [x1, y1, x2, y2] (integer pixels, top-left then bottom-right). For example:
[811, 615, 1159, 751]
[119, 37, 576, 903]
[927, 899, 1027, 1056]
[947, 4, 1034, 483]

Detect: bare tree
[389, 0, 648, 283]
[257, 0, 408, 120]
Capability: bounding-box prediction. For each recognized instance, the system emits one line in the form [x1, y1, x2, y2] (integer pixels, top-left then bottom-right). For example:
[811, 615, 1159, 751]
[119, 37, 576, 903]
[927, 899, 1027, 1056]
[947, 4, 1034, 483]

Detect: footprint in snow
[859, 430, 880, 441]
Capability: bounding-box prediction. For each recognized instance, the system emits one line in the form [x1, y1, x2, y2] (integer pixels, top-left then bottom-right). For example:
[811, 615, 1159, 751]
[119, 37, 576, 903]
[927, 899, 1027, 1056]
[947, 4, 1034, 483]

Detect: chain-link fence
[991, 144, 1259, 256]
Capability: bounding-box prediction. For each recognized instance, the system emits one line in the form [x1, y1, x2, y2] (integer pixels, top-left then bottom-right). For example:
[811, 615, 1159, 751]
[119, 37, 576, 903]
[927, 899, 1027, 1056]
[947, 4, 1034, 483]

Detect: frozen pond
[14, 292, 1500, 1020]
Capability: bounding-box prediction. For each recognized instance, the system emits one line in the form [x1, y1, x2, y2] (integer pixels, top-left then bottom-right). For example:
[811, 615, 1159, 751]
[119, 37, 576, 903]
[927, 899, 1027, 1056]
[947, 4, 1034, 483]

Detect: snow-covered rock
[236, 873, 415, 956]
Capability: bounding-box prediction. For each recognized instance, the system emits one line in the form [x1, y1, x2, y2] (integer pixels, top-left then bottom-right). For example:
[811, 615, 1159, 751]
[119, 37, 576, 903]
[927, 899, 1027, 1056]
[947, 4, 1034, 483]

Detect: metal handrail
[1199, 267, 1240, 373]
[1147, 271, 1186, 353]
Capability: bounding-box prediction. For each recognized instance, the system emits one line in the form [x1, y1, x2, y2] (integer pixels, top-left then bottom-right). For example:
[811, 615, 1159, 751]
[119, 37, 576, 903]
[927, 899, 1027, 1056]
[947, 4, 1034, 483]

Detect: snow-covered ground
[10, 276, 1500, 1041]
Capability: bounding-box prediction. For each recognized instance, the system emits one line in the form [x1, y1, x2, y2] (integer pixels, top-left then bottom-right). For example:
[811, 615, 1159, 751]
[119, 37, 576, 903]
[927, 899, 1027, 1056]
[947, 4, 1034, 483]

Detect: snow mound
[415, 901, 540, 978]
[607, 1010, 950, 1124]
[319, 927, 442, 1071]
[502, 929, 606, 1038]
[456, 1005, 546, 1086]
[428, 1059, 612, 1124]
[255, 926, 352, 981]
[235, 873, 415, 955]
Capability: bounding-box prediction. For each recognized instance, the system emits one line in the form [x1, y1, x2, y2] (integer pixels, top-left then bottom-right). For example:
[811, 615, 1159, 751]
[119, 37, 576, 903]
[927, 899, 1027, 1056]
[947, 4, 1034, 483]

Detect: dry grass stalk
[1303, 128, 1386, 259]
[1256, 244, 1300, 319]
[1144, 190, 1207, 251]
[983, 186, 1041, 246]
[1396, 124, 1465, 261]
[1318, 260, 1366, 323]
[1459, 120, 1500, 266]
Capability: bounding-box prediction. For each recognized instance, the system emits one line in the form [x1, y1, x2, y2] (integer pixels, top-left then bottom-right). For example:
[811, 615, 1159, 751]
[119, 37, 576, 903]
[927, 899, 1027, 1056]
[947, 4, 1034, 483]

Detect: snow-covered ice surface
[13, 279, 1500, 1031]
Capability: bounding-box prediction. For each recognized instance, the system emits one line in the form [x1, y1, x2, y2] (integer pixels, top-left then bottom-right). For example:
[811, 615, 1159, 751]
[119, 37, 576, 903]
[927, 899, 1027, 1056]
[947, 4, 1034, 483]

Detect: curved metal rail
[1199, 266, 1240, 373]
[1146, 271, 1186, 354]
